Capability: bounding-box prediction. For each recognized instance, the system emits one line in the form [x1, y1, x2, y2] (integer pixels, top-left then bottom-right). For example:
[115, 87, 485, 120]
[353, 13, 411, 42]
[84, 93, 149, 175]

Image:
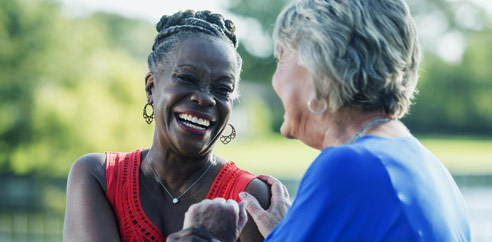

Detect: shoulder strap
[105, 152, 119, 208]
[206, 162, 256, 202]
[229, 171, 256, 202]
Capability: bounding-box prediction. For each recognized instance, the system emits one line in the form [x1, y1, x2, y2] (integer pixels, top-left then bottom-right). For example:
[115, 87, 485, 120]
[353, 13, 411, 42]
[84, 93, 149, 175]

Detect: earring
[220, 124, 236, 144]
[143, 103, 154, 124]
[307, 96, 327, 114]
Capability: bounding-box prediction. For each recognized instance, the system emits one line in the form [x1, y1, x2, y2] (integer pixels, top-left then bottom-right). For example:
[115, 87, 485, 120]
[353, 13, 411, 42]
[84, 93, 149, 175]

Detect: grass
[214, 134, 492, 178]
[416, 135, 492, 174]
[214, 135, 319, 179]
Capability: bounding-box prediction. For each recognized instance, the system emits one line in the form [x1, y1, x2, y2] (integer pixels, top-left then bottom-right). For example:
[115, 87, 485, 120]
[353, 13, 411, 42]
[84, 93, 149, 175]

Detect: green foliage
[1, 0, 492, 177]
[226, 0, 292, 131]
[227, 0, 492, 135]
[0, 0, 61, 172]
[401, 0, 492, 134]
[0, 0, 156, 176]
[227, 0, 291, 83]
[403, 29, 492, 134]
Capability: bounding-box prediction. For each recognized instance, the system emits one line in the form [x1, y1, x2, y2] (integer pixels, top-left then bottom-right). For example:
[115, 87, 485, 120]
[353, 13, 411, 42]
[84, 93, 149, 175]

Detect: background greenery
[0, 0, 491, 204]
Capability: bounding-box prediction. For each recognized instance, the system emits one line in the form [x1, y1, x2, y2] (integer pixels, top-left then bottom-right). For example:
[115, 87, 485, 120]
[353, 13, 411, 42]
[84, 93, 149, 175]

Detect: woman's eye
[216, 86, 233, 94]
[178, 75, 195, 83]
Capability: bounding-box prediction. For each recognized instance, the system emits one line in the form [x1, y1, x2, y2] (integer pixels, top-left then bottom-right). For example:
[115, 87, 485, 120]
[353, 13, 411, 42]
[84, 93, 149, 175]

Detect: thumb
[237, 201, 248, 230]
[239, 192, 265, 221]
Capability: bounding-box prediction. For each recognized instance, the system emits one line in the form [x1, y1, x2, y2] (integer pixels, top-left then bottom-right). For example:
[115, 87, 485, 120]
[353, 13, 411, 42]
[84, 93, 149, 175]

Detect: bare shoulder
[239, 179, 272, 242]
[68, 153, 107, 191]
[64, 153, 121, 241]
[245, 178, 271, 209]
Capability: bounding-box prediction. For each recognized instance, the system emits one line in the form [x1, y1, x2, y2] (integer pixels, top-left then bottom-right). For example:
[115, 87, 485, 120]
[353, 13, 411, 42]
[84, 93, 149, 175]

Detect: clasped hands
[168, 175, 291, 242]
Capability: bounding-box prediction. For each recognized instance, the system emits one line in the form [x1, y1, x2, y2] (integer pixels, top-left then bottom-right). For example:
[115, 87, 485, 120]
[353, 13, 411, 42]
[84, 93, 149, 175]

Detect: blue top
[266, 136, 470, 242]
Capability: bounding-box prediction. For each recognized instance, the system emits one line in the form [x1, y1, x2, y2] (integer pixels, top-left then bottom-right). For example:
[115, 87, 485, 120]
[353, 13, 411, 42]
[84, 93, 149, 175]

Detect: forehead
[171, 36, 238, 74]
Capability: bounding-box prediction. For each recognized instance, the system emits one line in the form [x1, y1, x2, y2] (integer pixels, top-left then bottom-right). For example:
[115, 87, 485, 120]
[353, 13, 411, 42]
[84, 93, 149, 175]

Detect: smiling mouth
[176, 112, 214, 134]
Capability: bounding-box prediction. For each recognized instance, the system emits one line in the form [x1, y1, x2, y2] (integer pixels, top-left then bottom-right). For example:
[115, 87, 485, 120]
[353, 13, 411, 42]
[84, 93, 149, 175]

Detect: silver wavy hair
[273, 0, 420, 118]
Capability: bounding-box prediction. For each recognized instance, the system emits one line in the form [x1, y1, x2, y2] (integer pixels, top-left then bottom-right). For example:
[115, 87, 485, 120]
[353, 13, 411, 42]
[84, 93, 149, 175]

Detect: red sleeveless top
[105, 149, 256, 242]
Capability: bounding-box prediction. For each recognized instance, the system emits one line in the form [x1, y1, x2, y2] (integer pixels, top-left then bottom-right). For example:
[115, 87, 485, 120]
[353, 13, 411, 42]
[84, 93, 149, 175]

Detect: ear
[145, 72, 155, 104]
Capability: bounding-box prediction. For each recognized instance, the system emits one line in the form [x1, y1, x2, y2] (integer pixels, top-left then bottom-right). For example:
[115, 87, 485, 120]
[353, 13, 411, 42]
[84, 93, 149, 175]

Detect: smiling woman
[62, 10, 270, 242]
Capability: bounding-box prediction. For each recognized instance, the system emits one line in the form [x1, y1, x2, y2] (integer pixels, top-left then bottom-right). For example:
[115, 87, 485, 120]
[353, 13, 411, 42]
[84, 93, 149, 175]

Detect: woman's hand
[239, 175, 291, 238]
[168, 198, 248, 242]
[167, 227, 221, 242]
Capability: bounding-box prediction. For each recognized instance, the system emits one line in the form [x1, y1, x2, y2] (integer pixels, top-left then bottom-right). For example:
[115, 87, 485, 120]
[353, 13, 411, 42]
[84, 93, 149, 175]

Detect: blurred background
[0, 0, 491, 241]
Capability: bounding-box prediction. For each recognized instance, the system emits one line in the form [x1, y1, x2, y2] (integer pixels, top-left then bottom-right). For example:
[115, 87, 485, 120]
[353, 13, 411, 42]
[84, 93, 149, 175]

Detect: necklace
[148, 155, 216, 204]
[347, 117, 393, 144]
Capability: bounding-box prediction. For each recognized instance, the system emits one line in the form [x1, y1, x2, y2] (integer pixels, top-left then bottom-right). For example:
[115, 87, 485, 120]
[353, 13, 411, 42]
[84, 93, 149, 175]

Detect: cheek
[272, 70, 282, 96]
[272, 67, 291, 100]
[219, 102, 233, 121]
[272, 76, 293, 107]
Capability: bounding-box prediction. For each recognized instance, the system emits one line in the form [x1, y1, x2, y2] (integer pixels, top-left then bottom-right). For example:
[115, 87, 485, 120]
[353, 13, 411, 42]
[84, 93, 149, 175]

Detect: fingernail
[239, 192, 246, 199]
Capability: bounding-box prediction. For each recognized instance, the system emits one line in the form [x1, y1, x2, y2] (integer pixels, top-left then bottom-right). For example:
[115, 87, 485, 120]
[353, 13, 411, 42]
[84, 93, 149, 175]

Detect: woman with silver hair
[168, 0, 471, 241]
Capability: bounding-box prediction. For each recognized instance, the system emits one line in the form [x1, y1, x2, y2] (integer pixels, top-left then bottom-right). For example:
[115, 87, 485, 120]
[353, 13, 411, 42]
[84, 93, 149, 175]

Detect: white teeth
[183, 122, 205, 130]
[198, 118, 206, 126]
[178, 113, 211, 127]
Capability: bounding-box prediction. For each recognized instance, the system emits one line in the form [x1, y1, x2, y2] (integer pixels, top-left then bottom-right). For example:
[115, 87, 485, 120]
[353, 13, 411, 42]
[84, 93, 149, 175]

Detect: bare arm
[239, 175, 291, 238]
[63, 154, 120, 242]
[239, 178, 271, 242]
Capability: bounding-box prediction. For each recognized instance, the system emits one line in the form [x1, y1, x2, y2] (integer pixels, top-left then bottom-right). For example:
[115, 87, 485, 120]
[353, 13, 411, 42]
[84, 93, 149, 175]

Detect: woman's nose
[190, 90, 216, 106]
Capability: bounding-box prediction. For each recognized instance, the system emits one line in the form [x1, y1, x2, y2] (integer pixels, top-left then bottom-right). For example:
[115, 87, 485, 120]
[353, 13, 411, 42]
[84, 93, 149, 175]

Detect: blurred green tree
[226, 0, 492, 135]
[402, 0, 492, 135]
[226, 0, 291, 131]
[0, 0, 60, 173]
[404, 29, 492, 134]
[0, 0, 155, 176]
[1, 0, 491, 177]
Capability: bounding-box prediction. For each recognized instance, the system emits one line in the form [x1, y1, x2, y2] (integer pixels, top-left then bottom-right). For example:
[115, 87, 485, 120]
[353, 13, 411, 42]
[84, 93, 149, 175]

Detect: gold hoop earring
[143, 103, 154, 124]
[220, 124, 236, 144]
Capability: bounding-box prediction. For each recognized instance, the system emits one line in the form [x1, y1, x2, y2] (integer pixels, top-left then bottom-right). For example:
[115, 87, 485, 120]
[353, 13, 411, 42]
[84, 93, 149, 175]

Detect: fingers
[239, 192, 266, 222]
[257, 174, 281, 186]
[270, 181, 283, 200]
[258, 175, 290, 206]
[214, 197, 227, 203]
[181, 198, 243, 242]
[184, 199, 217, 228]
[167, 227, 217, 241]
[237, 201, 248, 230]
[281, 181, 290, 199]
[184, 198, 241, 228]
[225, 198, 240, 216]
[257, 175, 290, 198]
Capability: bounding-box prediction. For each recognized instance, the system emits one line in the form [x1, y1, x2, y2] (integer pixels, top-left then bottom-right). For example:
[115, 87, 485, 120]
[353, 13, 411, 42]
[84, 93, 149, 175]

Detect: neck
[319, 108, 396, 149]
[141, 135, 214, 190]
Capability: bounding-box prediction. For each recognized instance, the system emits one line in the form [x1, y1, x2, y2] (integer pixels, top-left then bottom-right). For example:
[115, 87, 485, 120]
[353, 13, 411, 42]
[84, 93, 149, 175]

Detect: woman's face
[146, 37, 238, 156]
[272, 48, 315, 140]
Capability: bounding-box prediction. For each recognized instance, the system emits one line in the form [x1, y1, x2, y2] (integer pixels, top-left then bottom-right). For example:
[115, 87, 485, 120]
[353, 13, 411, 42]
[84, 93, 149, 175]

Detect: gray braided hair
[147, 10, 239, 73]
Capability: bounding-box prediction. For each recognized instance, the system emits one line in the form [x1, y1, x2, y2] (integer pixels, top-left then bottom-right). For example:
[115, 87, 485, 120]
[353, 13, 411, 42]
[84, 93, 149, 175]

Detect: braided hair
[147, 10, 240, 74]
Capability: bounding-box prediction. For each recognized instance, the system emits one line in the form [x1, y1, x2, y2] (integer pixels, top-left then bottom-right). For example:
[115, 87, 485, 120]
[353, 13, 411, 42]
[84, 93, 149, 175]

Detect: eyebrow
[175, 64, 197, 71]
[176, 64, 236, 81]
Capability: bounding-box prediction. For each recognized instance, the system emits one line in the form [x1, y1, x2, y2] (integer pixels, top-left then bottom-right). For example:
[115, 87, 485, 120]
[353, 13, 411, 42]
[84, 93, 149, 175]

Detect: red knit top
[105, 149, 256, 242]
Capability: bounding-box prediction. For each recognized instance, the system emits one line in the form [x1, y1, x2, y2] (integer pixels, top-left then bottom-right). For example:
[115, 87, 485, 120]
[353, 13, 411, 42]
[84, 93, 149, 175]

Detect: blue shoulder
[306, 145, 392, 192]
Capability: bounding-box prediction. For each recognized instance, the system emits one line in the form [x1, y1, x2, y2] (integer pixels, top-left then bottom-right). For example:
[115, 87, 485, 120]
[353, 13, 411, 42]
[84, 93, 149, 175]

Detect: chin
[163, 124, 216, 158]
[280, 123, 296, 139]
[174, 138, 216, 157]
